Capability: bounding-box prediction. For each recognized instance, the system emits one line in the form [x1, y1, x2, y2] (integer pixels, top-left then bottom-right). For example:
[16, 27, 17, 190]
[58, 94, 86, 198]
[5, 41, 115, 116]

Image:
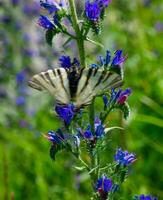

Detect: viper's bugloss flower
[45, 130, 64, 143]
[11, 0, 20, 6]
[117, 88, 132, 105]
[133, 194, 158, 200]
[85, 1, 101, 21]
[38, 15, 55, 29]
[78, 117, 105, 140]
[16, 70, 26, 84]
[91, 50, 126, 69]
[55, 104, 75, 125]
[40, 1, 59, 14]
[111, 50, 126, 66]
[114, 148, 136, 166]
[103, 88, 131, 108]
[59, 55, 71, 68]
[96, 176, 113, 199]
[59, 55, 80, 68]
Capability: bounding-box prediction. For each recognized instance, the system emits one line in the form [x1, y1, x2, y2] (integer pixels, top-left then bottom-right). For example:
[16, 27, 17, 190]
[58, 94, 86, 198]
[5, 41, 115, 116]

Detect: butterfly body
[28, 67, 123, 108]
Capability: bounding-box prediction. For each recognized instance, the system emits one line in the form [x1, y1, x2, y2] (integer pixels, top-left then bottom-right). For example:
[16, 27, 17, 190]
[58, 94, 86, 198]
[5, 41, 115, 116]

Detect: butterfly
[28, 67, 123, 109]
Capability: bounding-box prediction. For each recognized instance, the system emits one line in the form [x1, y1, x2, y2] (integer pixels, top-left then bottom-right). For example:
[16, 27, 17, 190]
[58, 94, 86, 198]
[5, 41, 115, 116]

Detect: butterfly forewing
[28, 68, 70, 105]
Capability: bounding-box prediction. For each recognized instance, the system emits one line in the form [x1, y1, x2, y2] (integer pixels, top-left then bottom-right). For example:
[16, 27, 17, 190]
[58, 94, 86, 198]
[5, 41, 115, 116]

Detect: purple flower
[114, 148, 136, 166]
[85, 1, 101, 21]
[38, 15, 55, 30]
[94, 117, 105, 138]
[59, 55, 71, 68]
[155, 22, 163, 32]
[96, 176, 113, 199]
[111, 50, 126, 66]
[117, 88, 132, 104]
[16, 96, 26, 106]
[134, 194, 158, 200]
[55, 104, 75, 125]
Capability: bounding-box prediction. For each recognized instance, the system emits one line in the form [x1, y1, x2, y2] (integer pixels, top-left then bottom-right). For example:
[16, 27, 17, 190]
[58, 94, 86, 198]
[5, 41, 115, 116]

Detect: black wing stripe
[44, 72, 56, 88]
[94, 70, 106, 88]
[57, 69, 69, 96]
[93, 68, 98, 76]
[102, 72, 112, 83]
[79, 68, 93, 94]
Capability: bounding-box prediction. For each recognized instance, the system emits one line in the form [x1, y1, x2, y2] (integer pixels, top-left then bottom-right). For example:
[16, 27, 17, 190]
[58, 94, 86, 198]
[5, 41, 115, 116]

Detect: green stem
[68, 0, 86, 67]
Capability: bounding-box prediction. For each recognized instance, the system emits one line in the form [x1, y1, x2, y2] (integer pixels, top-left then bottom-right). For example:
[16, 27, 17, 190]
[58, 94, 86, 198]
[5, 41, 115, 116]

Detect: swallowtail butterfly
[28, 67, 123, 108]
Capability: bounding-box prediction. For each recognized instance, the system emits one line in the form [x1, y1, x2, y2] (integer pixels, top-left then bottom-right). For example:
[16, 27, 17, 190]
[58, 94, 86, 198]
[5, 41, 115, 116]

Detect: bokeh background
[0, 0, 163, 199]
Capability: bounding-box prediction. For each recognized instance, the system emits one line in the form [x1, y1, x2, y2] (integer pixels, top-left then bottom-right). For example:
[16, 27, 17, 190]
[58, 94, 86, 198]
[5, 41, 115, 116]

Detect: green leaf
[45, 29, 54, 46]
[74, 166, 86, 171]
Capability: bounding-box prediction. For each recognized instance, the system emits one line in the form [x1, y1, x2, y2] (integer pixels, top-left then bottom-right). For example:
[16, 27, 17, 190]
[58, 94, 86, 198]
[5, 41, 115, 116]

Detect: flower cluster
[133, 195, 158, 200]
[77, 117, 105, 143]
[103, 88, 132, 108]
[114, 148, 136, 166]
[91, 50, 126, 69]
[84, 0, 111, 34]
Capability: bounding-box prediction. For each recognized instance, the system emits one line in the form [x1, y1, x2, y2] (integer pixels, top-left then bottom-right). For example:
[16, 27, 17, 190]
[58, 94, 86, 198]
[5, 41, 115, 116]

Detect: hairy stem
[68, 0, 86, 67]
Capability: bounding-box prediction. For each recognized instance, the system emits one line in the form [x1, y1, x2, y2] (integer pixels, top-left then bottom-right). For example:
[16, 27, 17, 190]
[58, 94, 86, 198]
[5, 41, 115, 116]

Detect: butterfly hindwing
[75, 68, 122, 108]
[28, 68, 70, 105]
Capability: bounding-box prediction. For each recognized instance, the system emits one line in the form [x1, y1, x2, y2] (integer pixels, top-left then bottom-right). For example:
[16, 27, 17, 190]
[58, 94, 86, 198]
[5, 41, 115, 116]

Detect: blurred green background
[0, 0, 163, 199]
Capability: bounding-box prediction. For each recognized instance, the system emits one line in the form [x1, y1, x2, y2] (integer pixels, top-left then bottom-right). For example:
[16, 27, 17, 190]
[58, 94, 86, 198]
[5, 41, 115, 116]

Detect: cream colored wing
[28, 68, 70, 105]
[75, 68, 122, 108]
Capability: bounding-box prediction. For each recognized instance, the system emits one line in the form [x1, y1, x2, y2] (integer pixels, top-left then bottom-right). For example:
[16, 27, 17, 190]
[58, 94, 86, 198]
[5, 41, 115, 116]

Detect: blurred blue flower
[55, 104, 75, 125]
[16, 70, 26, 84]
[23, 2, 40, 16]
[111, 50, 126, 66]
[133, 194, 158, 200]
[16, 96, 26, 106]
[11, 0, 20, 6]
[85, 1, 101, 21]
[103, 95, 109, 107]
[38, 15, 55, 30]
[155, 22, 163, 32]
[114, 148, 136, 166]
[96, 175, 113, 199]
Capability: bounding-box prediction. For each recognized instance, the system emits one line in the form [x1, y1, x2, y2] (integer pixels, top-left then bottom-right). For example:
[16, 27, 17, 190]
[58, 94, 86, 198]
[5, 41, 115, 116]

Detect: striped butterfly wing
[28, 68, 70, 105]
[75, 68, 123, 108]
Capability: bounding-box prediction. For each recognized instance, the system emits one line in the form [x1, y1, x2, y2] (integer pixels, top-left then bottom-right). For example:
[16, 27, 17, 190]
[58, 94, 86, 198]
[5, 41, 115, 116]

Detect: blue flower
[83, 125, 94, 140]
[85, 1, 101, 21]
[114, 148, 136, 166]
[59, 55, 71, 68]
[16, 96, 26, 106]
[11, 0, 20, 6]
[94, 117, 105, 138]
[117, 88, 132, 104]
[133, 194, 158, 200]
[16, 70, 26, 84]
[96, 176, 113, 199]
[59, 55, 80, 68]
[40, 1, 59, 14]
[111, 50, 126, 66]
[45, 130, 64, 144]
[55, 104, 75, 125]
[38, 15, 55, 30]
